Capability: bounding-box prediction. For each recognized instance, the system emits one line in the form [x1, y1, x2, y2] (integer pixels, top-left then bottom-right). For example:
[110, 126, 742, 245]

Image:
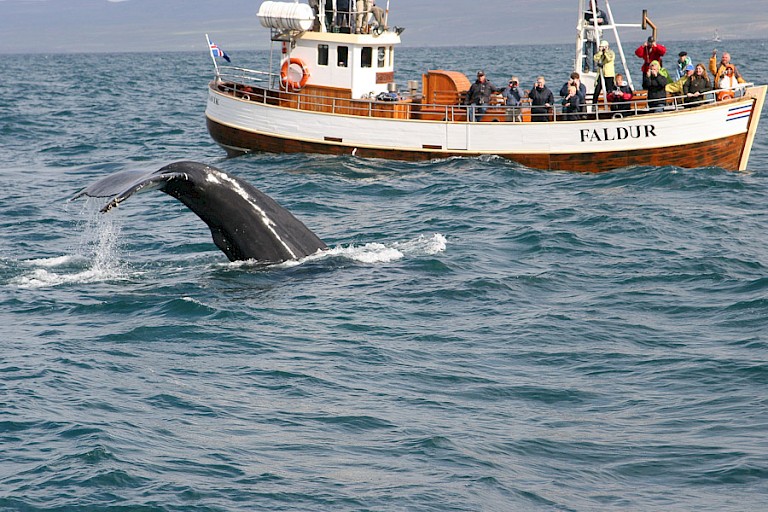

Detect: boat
[204, 0, 766, 172]
[712, 29, 722, 43]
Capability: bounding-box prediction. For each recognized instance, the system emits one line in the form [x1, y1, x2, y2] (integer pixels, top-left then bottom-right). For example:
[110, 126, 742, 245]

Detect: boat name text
[580, 125, 656, 143]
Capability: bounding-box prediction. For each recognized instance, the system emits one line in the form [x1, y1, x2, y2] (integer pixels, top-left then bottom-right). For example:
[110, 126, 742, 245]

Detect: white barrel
[258, 1, 314, 31]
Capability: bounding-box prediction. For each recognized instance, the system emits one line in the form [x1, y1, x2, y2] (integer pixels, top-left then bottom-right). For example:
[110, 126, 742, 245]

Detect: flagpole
[205, 33, 220, 78]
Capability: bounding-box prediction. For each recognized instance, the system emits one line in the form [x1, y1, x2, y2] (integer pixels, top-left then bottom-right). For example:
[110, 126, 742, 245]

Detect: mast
[575, 0, 646, 91]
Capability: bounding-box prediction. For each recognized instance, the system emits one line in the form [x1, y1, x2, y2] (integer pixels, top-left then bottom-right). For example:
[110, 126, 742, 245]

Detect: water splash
[292, 233, 446, 266]
[13, 201, 128, 288]
[222, 233, 447, 269]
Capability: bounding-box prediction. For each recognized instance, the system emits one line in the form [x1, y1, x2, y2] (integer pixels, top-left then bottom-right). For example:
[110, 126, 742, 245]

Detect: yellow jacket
[666, 76, 687, 95]
[709, 56, 746, 85]
[594, 48, 615, 78]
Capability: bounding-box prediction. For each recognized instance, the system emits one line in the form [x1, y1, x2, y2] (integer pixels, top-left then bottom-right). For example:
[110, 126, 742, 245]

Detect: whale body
[73, 161, 328, 263]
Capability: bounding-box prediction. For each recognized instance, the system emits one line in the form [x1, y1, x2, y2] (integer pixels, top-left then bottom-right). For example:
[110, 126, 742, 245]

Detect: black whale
[73, 161, 328, 263]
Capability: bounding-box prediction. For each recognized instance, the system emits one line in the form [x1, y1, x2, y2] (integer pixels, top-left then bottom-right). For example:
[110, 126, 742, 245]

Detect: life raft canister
[280, 58, 310, 90]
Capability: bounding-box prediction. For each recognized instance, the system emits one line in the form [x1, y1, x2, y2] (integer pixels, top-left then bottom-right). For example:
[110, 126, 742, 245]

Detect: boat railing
[216, 67, 274, 88]
[211, 71, 754, 123]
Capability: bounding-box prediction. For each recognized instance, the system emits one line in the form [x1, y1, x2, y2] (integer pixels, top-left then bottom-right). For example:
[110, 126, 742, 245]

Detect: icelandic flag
[209, 41, 231, 62]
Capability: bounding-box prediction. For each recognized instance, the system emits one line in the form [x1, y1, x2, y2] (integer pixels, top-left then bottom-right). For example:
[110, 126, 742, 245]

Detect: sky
[1, 0, 767, 54]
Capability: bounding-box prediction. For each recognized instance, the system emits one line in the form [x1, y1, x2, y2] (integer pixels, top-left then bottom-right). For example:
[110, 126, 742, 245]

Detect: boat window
[361, 47, 373, 68]
[318, 44, 329, 66]
[377, 47, 386, 68]
[337, 46, 349, 67]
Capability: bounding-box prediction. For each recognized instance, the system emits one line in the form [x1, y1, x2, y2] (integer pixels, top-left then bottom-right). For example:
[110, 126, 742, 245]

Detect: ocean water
[2, 40, 768, 511]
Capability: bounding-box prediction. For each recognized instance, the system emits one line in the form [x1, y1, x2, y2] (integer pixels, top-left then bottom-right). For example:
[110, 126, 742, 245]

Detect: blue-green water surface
[2, 41, 768, 511]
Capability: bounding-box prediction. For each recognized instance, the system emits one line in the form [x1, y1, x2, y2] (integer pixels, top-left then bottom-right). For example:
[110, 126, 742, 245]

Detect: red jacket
[635, 43, 667, 74]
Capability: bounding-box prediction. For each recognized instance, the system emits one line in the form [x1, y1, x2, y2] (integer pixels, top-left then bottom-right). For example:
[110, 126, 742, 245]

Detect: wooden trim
[740, 85, 767, 170]
[207, 117, 749, 172]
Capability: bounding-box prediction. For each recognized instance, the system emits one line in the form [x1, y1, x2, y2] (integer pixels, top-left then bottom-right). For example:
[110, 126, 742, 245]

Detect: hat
[685, 64, 694, 71]
[477, 70, 485, 76]
[599, 40, 609, 47]
[678, 51, 687, 57]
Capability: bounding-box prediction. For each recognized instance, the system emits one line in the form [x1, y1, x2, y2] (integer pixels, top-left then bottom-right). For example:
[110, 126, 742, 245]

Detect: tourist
[501, 76, 523, 122]
[666, 63, 694, 96]
[643, 60, 668, 113]
[592, 40, 615, 105]
[709, 50, 746, 86]
[560, 72, 587, 103]
[355, 0, 371, 34]
[635, 36, 667, 75]
[718, 64, 743, 94]
[609, 73, 634, 114]
[528, 76, 555, 122]
[583, 0, 607, 72]
[466, 70, 500, 122]
[674, 51, 692, 81]
[561, 85, 583, 121]
[683, 63, 712, 106]
[325, 0, 336, 31]
[308, 0, 321, 31]
[369, 1, 386, 32]
[336, 0, 351, 32]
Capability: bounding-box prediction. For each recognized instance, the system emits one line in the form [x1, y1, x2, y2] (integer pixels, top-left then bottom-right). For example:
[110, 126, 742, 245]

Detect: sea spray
[13, 200, 128, 288]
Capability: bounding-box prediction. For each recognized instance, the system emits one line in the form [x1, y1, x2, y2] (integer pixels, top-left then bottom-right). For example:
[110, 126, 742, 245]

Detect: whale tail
[72, 168, 189, 212]
[72, 161, 328, 263]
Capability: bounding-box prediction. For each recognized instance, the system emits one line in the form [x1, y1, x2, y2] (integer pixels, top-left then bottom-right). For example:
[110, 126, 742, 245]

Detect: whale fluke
[73, 161, 328, 264]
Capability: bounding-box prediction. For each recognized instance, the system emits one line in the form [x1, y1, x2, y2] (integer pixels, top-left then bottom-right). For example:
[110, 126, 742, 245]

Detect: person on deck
[561, 85, 583, 121]
[635, 36, 667, 75]
[325, 0, 336, 31]
[683, 63, 712, 107]
[718, 64, 745, 96]
[666, 63, 694, 96]
[674, 51, 692, 81]
[308, 0, 321, 31]
[592, 40, 615, 105]
[609, 73, 634, 114]
[336, 0, 351, 32]
[369, 1, 387, 32]
[528, 76, 555, 122]
[709, 50, 746, 86]
[560, 72, 587, 103]
[465, 70, 501, 122]
[501, 76, 523, 122]
[643, 60, 668, 113]
[355, 0, 372, 33]
[583, 0, 607, 72]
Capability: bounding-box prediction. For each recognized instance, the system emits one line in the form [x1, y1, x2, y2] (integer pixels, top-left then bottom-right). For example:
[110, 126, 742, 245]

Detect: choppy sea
[2, 40, 768, 511]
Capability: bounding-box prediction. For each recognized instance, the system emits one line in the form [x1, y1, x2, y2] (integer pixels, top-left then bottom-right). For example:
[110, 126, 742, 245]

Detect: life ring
[280, 58, 310, 90]
[717, 90, 734, 101]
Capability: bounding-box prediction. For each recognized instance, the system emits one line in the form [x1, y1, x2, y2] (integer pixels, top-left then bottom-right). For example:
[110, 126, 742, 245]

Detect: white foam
[23, 255, 80, 268]
[270, 233, 447, 268]
[12, 266, 127, 289]
[392, 233, 447, 256]
[12, 203, 129, 289]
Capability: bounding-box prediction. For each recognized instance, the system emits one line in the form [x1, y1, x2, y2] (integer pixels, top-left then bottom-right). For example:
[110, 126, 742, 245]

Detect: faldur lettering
[580, 125, 656, 143]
